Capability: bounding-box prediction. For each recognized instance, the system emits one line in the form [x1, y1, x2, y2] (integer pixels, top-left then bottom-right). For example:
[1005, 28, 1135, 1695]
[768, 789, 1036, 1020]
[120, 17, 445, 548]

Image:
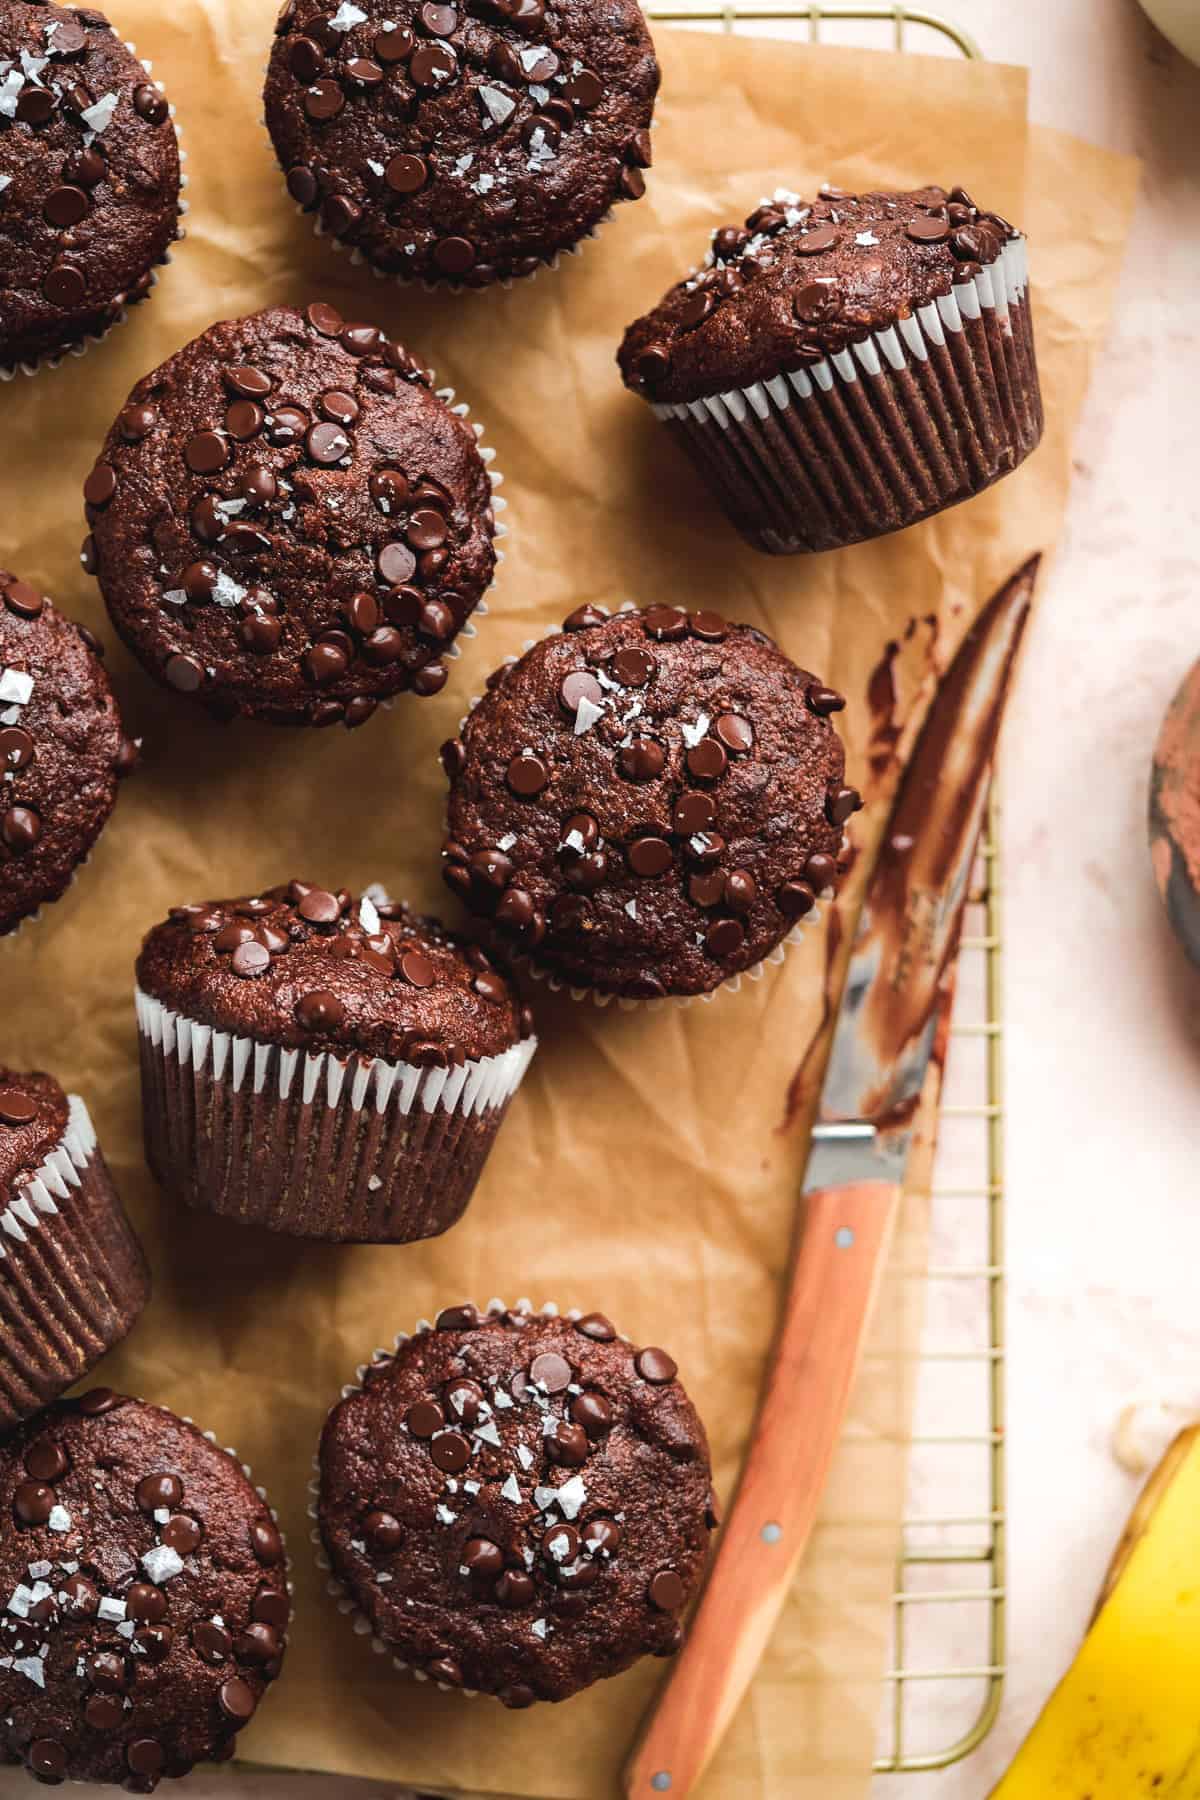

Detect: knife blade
[624, 553, 1039, 1800]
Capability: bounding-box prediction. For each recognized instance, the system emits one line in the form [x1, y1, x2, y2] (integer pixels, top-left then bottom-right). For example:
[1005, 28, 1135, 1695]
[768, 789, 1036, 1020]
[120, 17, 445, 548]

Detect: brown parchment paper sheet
[0, 8, 1137, 1794]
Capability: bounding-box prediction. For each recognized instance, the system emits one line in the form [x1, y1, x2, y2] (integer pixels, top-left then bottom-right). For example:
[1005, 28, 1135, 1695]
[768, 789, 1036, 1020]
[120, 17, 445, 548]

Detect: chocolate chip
[636, 1346, 677, 1383]
[678, 289, 714, 329]
[420, 0, 457, 32]
[530, 1351, 572, 1393]
[17, 86, 56, 124]
[376, 22, 415, 59]
[378, 541, 417, 585]
[0, 1087, 37, 1125]
[398, 949, 435, 987]
[137, 1471, 183, 1512]
[29, 1742, 66, 1780]
[126, 1583, 167, 1623]
[463, 1537, 504, 1578]
[133, 82, 169, 123]
[634, 345, 671, 384]
[777, 880, 815, 918]
[827, 785, 863, 826]
[705, 917, 744, 957]
[796, 223, 838, 254]
[2, 577, 44, 618]
[559, 670, 604, 715]
[628, 836, 672, 878]
[725, 869, 758, 912]
[570, 1392, 613, 1438]
[304, 641, 349, 684]
[807, 685, 845, 715]
[243, 613, 283, 654]
[226, 400, 265, 441]
[126, 1740, 166, 1777]
[44, 183, 89, 227]
[185, 431, 229, 475]
[13, 1479, 55, 1524]
[688, 610, 727, 641]
[345, 55, 384, 84]
[305, 78, 345, 120]
[620, 164, 646, 201]
[365, 1509, 403, 1550]
[643, 605, 687, 641]
[434, 236, 476, 276]
[163, 1513, 203, 1555]
[613, 645, 656, 687]
[406, 1399, 444, 1438]
[0, 728, 33, 772]
[1, 807, 41, 851]
[649, 1569, 685, 1611]
[430, 1429, 471, 1473]
[563, 68, 601, 108]
[685, 830, 725, 867]
[23, 1440, 68, 1481]
[410, 41, 458, 85]
[83, 463, 116, 507]
[194, 1620, 233, 1663]
[686, 738, 727, 782]
[295, 989, 346, 1031]
[618, 737, 664, 781]
[165, 652, 205, 692]
[322, 193, 362, 236]
[307, 421, 351, 464]
[506, 752, 548, 797]
[84, 1694, 124, 1730]
[907, 213, 951, 243]
[119, 401, 156, 441]
[250, 1518, 284, 1565]
[715, 713, 754, 754]
[232, 940, 271, 978]
[794, 279, 840, 323]
[288, 164, 318, 205]
[88, 1651, 129, 1692]
[219, 1677, 258, 1722]
[672, 793, 715, 836]
[583, 1516, 621, 1557]
[495, 1570, 534, 1608]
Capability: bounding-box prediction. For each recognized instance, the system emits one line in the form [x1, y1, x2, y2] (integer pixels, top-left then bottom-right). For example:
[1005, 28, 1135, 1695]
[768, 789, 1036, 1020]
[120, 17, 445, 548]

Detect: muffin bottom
[0, 1098, 150, 1431]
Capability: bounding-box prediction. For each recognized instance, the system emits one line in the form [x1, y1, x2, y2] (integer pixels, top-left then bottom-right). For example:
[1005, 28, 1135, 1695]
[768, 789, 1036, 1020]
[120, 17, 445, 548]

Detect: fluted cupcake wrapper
[135, 988, 537, 1243]
[0, 1097, 150, 1432]
[0, 44, 188, 381]
[309, 1297, 625, 1698]
[652, 236, 1042, 555]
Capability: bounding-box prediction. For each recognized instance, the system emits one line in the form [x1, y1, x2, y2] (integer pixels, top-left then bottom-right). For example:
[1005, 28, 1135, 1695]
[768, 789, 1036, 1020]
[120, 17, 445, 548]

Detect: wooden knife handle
[624, 1180, 902, 1800]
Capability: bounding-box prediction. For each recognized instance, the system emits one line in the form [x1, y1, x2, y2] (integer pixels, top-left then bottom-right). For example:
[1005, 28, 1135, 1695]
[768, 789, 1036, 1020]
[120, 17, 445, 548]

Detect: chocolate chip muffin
[618, 184, 1043, 555]
[0, 570, 136, 939]
[440, 604, 858, 1001]
[0, 0, 182, 374]
[0, 1070, 148, 1432]
[316, 1300, 717, 1705]
[0, 1390, 289, 1790]
[264, 0, 658, 288]
[84, 303, 499, 727]
[136, 880, 536, 1240]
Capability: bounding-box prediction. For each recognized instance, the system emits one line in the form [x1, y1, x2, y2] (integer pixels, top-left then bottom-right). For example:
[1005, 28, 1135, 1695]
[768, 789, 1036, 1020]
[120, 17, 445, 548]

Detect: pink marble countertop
[0, 4, 1193, 1797]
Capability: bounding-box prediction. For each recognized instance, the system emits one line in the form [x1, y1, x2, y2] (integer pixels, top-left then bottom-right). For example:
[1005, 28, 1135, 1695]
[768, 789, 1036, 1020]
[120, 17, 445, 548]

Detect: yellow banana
[990, 1426, 1200, 1796]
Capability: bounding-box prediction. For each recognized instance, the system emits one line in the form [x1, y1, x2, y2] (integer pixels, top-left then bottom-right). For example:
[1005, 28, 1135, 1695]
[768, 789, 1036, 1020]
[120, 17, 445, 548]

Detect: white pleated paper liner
[424, 375, 508, 677]
[0, 43, 189, 381]
[649, 235, 1043, 555]
[447, 600, 847, 1012]
[0, 1095, 150, 1430]
[135, 986, 537, 1242]
[309, 1297, 642, 1699]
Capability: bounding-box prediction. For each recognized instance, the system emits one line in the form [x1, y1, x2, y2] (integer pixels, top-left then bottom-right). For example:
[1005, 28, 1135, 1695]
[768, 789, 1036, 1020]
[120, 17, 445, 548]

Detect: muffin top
[618, 184, 1023, 404]
[137, 881, 532, 1065]
[84, 303, 497, 727]
[0, 1067, 69, 1194]
[0, 571, 133, 937]
[318, 1302, 717, 1704]
[440, 604, 856, 998]
[0, 1391, 289, 1792]
[264, 0, 659, 287]
[0, 0, 181, 370]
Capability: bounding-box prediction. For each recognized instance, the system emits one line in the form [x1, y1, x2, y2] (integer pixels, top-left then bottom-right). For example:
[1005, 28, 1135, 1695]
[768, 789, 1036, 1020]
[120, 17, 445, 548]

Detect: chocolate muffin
[440, 603, 858, 1000]
[0, 569, 136, 939]
[618, 184, 1043, 555]
[84, 303, 500, 727]
[0, 0, 182, 375]
[263, 0, 659, 288]
[0, 1070, 148, 1432]
[136, 881, 536, 1240]
[316, 1300, 717, 1704]
[0, 1390, 290, 1790]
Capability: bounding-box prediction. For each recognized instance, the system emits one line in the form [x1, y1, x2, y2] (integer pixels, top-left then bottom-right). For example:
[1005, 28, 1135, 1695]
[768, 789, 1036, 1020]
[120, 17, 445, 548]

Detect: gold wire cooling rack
[645, 3, 1004, 1780]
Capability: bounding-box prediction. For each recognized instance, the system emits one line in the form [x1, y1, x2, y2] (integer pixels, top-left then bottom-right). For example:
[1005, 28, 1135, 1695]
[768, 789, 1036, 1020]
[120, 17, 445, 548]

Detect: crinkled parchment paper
[0, 8, 1137, 1796]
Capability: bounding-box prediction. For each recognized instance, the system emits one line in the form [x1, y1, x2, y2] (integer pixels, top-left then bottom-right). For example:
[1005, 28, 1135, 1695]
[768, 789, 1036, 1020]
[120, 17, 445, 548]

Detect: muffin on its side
[618, 184, 1042, 555]
[0, 1070, 148, 1432]
[316, 1300, 718, 1705]
[441, 603, 858, 1001]
[0, 1391, 289, 1790]
[264, 0, 659, 288]
[136, 881, 536, 1241]
[84, 303, 499, 727]
[0, 571, 136, 939]
[0, 0, 181, 374]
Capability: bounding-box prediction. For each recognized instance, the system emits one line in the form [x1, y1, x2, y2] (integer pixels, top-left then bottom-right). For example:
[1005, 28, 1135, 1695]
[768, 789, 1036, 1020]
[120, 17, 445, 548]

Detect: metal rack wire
[642, 2, 1004, 1779]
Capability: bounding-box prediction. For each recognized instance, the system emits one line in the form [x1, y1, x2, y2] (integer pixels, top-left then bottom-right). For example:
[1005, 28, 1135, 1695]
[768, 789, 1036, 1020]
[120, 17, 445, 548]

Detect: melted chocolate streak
[779, 555, 1040, 1135]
